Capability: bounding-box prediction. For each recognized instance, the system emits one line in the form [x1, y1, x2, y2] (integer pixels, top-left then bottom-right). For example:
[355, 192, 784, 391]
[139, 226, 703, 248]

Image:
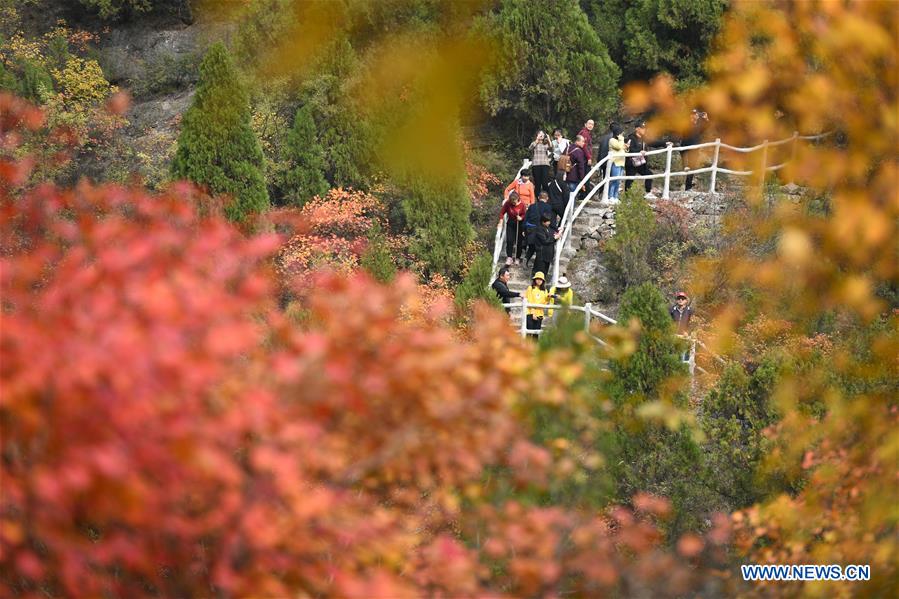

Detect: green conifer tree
[480, 0, 620, 141]
[605, 282, 714, 536]
[171, 42, 269, 223]
[282, 104, 328, 206]
[403, 180, 473, 277]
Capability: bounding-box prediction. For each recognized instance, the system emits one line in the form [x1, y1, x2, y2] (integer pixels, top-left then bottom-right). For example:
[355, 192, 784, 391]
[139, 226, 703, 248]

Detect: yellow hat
[532, 271, 545, 281]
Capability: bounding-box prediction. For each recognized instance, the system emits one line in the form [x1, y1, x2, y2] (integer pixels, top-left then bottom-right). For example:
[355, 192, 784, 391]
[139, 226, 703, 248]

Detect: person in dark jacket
[625, 120, 671, 196]
[565, 135, 588, 193]
[577, 119, 595, 165]
[492, 266, 520, 313]
[532, 214, 559, 278]
[669, 291, 694, 334]
[524, 192, 554, 266]
[547, 169, 568, 227]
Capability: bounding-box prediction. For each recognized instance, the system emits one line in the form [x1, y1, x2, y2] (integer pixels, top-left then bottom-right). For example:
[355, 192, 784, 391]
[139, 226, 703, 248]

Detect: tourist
[551, 128, 570, 172]
[504, 168, 535, 207]
[625, 119, 670, 198]
[524, 271, 550, 337]
[528, 130, 553, 195]
[565, 135, 588, 194]
[498, 191, 526, 265]
[548, 275, 573, 318]
[595, 120, 615, 196]
[524, 191, 554, 267]
[669, 291, 694, 334]
[577, 119, 595, 165]
[548, 169, 568, 227]
[492, 266, 520, 313]
[532, 213, 559, 278]
[607, 123, 629, 202]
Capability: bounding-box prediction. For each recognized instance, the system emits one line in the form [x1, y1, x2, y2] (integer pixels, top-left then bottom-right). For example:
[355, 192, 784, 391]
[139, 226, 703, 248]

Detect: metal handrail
[499, 299, 722, 373]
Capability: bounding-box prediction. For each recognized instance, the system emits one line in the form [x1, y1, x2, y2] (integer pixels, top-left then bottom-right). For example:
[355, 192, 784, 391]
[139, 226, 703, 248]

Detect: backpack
[557, 150, 572, 174]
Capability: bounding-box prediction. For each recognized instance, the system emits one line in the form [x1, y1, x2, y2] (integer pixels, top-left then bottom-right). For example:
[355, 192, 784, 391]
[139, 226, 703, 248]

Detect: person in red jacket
[577, 119, 595, 165]
[498, 191, 527, 265]
[503, 168, 536, 207]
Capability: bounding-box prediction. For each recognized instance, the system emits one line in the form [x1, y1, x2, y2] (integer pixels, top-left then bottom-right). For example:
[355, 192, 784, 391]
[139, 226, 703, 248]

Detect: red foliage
[1, 94, 731, 597]
[275, 188, 389, 277]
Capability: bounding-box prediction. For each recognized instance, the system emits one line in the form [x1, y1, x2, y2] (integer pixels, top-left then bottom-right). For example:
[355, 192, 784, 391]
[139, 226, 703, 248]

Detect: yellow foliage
[626, 1, 898, 595]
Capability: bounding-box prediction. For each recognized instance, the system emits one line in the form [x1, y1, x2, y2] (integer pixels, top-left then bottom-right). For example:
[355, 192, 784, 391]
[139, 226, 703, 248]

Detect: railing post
[584, 302, 592, 332]
[662, 143, 673, 199]
[759, 139, 769, 187]
[520, 300, 528, 337]
[788, 131, 799, 184]
[689, 339, 696, 376]
[709, 138, 721, 194]
[601, 163, 610, 203]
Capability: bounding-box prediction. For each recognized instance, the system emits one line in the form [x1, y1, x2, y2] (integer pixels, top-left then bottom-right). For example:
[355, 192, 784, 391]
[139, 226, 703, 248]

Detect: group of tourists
[492, 111, 708, 338]
[492, 269, 573, 336]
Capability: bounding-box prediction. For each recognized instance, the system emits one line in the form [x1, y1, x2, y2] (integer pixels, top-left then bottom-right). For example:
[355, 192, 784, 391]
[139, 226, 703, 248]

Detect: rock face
[95, 13, 234, 187]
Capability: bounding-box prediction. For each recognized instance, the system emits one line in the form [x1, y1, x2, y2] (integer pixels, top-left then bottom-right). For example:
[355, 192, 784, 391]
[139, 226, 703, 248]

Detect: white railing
[490, 159, 532, 284]
[542, 131, 829, 288]
[502, 299, 719, 375]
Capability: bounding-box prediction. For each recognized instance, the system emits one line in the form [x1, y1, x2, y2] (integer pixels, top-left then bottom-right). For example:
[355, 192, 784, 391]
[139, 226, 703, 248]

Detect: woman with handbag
[625, 120, 669, 198]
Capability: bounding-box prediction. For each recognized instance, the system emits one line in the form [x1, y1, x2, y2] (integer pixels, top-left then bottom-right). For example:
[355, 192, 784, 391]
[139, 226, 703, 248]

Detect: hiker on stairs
[504, 168, 535, 207]
[524, 272, 550, 338]
[498, 191, 526, 265]
[492, 266, 521, 313]
[547, 275, 573, 319]
[532, 213, 559, 278]
[548, 169, 568, 227]
[524, 192, 553, 268]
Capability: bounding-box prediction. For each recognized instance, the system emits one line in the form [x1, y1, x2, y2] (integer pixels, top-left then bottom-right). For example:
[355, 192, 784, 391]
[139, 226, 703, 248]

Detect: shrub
[605, 186, 655, 290]
[171, 42, 269, 223]
[360, 222, 397, 283]
[453, 253, 502, 314]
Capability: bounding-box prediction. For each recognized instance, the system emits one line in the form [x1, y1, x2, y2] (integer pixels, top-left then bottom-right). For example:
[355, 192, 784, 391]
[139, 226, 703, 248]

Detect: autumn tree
[171, 42, 269, 223]
[1, 92, 737, 597]
[627, 0, 899, 593]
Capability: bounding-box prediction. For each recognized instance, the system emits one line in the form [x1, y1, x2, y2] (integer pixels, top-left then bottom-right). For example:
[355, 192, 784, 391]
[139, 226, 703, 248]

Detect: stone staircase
[501, 198, 615, 328]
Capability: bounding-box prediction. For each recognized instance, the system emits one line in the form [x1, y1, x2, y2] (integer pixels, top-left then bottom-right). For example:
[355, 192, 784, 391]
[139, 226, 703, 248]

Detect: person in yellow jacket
[548, 275, 574, 318]
[607, 122, 630, 202]
[524, 271, 550, 337]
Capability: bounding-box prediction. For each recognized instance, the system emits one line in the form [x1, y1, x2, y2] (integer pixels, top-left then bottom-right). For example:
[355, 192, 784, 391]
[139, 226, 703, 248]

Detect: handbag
[632, 153, 647, 166]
